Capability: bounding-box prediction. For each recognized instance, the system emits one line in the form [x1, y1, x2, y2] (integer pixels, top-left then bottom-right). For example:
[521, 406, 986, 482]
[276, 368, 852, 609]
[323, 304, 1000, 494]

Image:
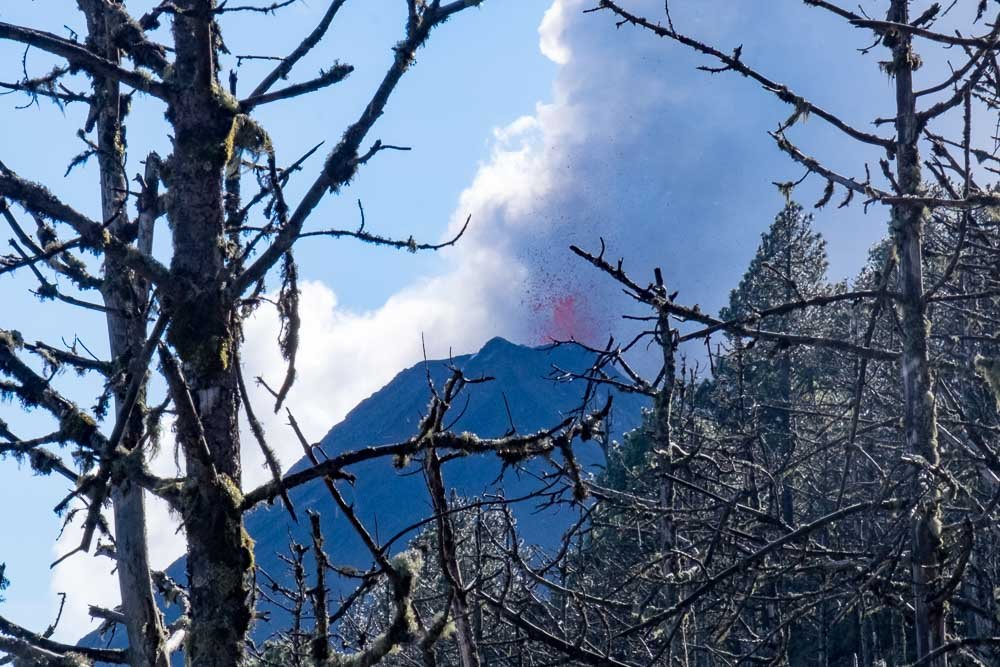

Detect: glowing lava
[531, 292, 598, 344]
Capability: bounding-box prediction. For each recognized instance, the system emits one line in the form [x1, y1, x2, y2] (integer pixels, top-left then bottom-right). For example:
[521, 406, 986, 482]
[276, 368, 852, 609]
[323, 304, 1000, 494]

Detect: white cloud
[237, 276, 512, 485]
[49, 529, 120, 642]
[49, 468, 185, 642]
[47, 3, 601, 636]
[51, 0, 876, 644]
[539, 2, 571, 65]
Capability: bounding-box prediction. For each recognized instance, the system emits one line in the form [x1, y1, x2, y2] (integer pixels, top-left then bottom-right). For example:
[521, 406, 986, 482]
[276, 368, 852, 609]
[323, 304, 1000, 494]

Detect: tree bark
[165, 3, 252, 665]
[654, 306, 678, 664]
[888, 1, 946, 663]
[80, 2, 170, 664]
[424, 451, 481, 667]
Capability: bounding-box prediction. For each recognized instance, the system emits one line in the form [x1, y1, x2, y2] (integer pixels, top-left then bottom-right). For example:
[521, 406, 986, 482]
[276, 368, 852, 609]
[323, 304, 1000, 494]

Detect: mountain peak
[81, 336, 648, 661]
[479, 335, 520, 351]
[468, 335, 529, 364]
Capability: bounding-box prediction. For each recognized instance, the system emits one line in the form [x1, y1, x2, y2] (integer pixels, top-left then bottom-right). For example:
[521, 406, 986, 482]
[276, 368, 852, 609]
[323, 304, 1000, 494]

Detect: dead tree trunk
[0, 2, 548, 664]
[653, 283, 680, 665]
[164, 2, 252, 665]
[80, 2, 170, 664]
[887, 1, 946, 662]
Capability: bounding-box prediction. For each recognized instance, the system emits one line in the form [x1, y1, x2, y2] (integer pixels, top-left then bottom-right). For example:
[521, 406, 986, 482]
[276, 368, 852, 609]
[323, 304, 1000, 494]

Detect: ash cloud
[48, 0, 897, 640]
[237, 0, 899, 513]
[445, 0, 890, 346]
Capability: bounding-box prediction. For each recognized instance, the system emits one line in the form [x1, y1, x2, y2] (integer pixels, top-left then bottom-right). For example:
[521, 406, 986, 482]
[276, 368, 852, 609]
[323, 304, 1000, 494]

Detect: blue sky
[0, 0, 975, 641]
[0, 0, 556, 636]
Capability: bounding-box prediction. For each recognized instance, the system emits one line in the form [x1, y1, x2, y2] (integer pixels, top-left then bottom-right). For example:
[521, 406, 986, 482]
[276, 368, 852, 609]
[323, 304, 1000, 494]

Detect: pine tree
[720, 201, 829, 322]
[714, 202, 838, 524]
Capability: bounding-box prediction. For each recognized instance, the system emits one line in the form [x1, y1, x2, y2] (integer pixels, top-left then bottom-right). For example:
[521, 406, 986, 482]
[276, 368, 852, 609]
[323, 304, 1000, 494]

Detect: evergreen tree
[715, 202, 840, 524]
[720, 201, 829, 322]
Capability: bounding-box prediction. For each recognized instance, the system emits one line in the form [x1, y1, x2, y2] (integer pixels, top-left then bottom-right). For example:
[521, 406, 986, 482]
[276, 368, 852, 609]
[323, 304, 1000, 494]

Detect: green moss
[218, 472, 244, 506]
[439, 617, 456, 640]
[211, 80, 241, 115]
[166, 84, 241, 168]
[0, 329, 24, 350]
[167, 291, 232, 376]
[326, 549, 424, 666]
[56, 652, 91, 667]
[169, 331, 231, 375]
[180, 472, 255, 636]
[224, 115, 274, 176]
[242, 524, 256, 573]
[222, 119, 239, 172]
[390, 548, 424, 580]
[28, 447, 62, 475]
[59, 411, 98, 444]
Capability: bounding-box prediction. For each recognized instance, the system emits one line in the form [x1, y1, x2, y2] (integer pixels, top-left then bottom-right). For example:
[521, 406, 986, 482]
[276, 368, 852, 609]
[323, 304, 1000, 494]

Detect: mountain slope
[81, 337, 648, 657]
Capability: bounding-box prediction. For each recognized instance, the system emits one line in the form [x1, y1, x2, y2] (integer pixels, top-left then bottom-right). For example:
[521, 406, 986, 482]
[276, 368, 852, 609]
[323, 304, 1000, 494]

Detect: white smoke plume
[49, 0, 894, 641]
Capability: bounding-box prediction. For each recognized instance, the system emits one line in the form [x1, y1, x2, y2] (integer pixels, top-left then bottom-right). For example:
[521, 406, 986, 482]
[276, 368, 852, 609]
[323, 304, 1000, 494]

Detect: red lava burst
[530, 292, 599, 345]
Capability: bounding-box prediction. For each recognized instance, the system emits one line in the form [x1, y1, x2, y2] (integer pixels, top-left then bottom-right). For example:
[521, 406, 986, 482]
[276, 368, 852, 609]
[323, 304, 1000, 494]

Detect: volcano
[81, 336, 648, 660]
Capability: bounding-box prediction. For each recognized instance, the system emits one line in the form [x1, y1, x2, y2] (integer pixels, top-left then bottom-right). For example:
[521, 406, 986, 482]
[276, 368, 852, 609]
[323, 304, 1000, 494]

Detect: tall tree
[589, 1, 1000, 662]
[0, 3, 609, 665]
[717, 201, 835, 524]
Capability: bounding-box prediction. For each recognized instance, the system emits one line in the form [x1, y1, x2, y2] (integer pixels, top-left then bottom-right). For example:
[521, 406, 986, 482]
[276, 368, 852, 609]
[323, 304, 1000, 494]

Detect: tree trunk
[80, 2, 170, 664]
[778, 229, 795, 526]
[888, 1, 946, 663]
[654, 307, 678, 664]
[425, 453, 481, 667]
[165, 3, 253, 664]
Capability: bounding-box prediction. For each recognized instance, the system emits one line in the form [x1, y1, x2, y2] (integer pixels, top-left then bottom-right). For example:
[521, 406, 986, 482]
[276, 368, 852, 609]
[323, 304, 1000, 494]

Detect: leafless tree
[517, 1, 1000, 664]
[0, 2, 613, 665]
[8, 2, 1000, 666]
